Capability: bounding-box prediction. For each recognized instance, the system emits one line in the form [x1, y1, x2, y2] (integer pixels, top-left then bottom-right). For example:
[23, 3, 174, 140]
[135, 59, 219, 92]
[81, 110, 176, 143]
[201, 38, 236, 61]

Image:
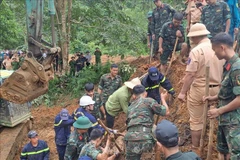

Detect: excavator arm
[0, 0, 61, 104]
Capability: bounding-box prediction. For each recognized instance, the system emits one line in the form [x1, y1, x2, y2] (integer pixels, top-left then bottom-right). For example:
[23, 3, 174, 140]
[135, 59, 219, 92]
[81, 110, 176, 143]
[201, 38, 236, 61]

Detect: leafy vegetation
[32, 61, 135, 106]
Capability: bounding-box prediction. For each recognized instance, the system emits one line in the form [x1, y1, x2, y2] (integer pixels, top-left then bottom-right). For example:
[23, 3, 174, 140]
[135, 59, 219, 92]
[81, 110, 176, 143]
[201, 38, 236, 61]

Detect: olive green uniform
[216, 54, 240, 159]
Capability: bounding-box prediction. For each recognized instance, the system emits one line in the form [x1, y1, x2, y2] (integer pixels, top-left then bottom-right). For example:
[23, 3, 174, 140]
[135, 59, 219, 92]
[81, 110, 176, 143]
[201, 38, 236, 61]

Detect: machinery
[0, 0, 60, 127]
[0, 0, 60, 104]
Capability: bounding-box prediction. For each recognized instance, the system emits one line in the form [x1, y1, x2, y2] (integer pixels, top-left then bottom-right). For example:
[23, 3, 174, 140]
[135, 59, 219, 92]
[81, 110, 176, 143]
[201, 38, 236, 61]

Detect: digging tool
[97, 119, 123, 153]
[149, 41, 154, 64]
[200, 64, 210, 156]
[206, 105, 215, 160]
[165, 37, 179, 76]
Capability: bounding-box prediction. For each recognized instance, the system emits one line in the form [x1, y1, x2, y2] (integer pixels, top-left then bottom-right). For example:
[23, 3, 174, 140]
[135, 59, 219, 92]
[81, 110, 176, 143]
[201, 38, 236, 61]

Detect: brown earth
[14, 55, 218, 160]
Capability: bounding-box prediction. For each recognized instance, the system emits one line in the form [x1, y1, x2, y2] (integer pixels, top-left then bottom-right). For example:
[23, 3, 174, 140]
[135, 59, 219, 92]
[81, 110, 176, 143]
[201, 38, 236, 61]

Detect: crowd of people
[69, 48, 102, 76]
[0, 50, 26, 70]
[18, 0, 240, 160]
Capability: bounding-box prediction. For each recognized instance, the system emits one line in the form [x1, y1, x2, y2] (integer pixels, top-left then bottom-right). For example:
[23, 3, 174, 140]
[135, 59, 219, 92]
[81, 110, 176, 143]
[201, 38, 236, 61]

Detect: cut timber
[0, 120, 32, 160]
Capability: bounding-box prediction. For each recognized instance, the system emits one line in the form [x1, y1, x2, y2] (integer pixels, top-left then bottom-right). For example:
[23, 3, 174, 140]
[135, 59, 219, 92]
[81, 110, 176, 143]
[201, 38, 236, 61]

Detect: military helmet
[187, 23, 210, 37]
[79, 96, 95, 106]
[73, 116, 92, 129]
[147, 11, 153, 18]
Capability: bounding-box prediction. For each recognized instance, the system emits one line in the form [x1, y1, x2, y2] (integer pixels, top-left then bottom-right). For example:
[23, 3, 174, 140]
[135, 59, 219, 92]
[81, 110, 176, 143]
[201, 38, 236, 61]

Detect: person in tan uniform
[186, 0, 207, 49]
[178, 23, 225, 154]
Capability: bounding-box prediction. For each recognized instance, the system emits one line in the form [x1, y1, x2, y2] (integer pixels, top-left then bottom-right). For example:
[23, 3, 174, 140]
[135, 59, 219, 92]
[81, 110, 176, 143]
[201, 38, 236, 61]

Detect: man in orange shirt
[2, 56, 12, 70]
[178, 23, 225, 154]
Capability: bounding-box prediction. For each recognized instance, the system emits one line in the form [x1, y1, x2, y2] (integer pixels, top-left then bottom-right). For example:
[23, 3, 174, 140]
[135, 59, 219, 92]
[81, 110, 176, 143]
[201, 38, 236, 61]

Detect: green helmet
[73, 116, 92, 129]
[147, 11, 153, 18]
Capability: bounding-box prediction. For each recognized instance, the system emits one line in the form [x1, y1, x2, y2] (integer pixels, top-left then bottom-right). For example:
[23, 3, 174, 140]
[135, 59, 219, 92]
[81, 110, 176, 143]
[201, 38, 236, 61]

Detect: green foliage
[32, 61, 133, 107]
[0, 1, 25, 49]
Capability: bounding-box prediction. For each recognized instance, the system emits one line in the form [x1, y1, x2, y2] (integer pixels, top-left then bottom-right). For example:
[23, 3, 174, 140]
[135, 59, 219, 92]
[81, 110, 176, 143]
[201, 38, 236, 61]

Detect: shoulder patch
[236, 75, 240, 85]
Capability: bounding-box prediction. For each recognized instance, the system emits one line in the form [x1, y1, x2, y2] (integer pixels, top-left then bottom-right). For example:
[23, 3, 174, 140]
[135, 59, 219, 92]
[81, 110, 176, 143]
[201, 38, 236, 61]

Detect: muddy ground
[14, 56, 218, 160]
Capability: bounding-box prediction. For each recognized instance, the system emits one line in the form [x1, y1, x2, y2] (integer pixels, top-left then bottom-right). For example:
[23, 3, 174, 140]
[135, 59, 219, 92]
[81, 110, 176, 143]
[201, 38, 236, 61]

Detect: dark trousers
[56, 144, 66, 160]
[105, 105, 115, 128]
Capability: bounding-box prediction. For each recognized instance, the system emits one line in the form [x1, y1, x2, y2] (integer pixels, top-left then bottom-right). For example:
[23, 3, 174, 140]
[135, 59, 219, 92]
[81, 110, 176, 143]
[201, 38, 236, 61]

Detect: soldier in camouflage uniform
[11, 57, 20, 70]
[205, 33, 240, 160]
[64, 116, 92, 160]
[84, 83, 104, 120]
[124, 85, 169, 160]
[147, 11, 153, 49]
[151, 0, 175, 59]
[159, 12, 188, 74]
[98, 64, 122, 124]
[79, 129, 118, 160]
[69, 56, 76, 76]
[201, 0, 231, 38]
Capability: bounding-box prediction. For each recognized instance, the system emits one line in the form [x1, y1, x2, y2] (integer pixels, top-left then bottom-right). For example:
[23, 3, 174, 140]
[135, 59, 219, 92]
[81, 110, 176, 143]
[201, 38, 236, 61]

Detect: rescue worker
[158, 12, 188, 74]
[20, 130, 50, 160]
[105, 78, 141, 128]
[186, 0, 207, 49]
[141, 67, 175, 104]
[79, 129, 119, 160]
[155, 120, 201, 159]
[147, 11, 153, 49]
[186, 0, 207, 33]
[151, 0, 176, 59]
[201, 0, 231, 38]
[11, 57, 20, 70]
[124, 85, 169, 160]
[54, 109, 74, 160]
[178, 23, 225, 154]
[224, 0, 239, 39]
[94, 47, 102, 66]
[204, 32, 240, 160]
[76, 53, 87, 72]
[98, 64, 122, 122]
[69, 56, 76, 76]
[73, 96, 105, 133]
[64, 116, 92, 160]
[84, 83, 105, 120]
[85, 51, 91, 67]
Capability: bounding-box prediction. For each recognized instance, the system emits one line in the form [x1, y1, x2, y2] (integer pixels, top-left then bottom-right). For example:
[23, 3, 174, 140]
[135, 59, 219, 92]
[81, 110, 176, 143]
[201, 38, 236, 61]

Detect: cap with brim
[187, 23, 210, 37]
[60, 109, 69, 120]
[155, 120, 178, 148]
[28, 130, 38, 138]
[148, 67, 159, 81]
[73, 116, 92, 129]
[124, 77, 141, 89]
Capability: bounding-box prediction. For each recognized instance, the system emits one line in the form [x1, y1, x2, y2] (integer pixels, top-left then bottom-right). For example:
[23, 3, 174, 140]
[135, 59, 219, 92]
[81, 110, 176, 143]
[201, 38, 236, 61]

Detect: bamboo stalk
[200, 64, 210, 156]
[165, 37, 179, 76]
[206, 106, 215, 160]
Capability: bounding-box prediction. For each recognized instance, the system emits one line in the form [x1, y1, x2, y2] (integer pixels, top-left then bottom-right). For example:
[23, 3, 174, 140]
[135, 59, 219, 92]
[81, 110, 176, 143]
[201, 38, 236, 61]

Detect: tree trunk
[67, 0, 72, 59]
[55, 0, 69, 74]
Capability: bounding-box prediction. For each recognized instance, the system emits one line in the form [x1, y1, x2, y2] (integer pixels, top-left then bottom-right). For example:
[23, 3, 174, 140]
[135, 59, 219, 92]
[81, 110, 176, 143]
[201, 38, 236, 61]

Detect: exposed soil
[14, 55, 218, 160]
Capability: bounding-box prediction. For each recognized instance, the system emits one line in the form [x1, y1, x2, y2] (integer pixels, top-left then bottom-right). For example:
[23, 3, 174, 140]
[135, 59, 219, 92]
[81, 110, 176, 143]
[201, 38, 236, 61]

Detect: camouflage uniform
[94, 50, 102, 65]
[124, 97, 166, 160]
[98, 73, 122, 104]
[216, 54, 240, 159]
[69, 59, 76, 76]
[11, 61, 20, 70]
[64, 129, 89, 160]
[79, 142, 101, 159]
[201, 1, 231, 37]
[84, 92, 102, 119]
[151, 3, 175, 54]
[159, 21, 185, 65]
